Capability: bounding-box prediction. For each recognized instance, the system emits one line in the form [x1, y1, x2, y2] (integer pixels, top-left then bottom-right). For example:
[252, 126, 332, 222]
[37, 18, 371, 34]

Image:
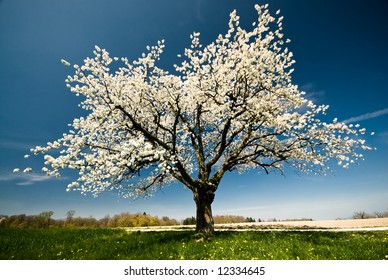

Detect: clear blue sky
[1, 0, 387, 221]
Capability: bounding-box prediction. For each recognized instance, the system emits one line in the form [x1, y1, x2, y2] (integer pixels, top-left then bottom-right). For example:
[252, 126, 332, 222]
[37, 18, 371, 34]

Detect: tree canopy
[19, 4, 372, 234]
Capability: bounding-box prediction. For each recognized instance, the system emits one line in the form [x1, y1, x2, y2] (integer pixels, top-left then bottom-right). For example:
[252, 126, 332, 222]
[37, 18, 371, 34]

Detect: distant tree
[374, 212, 384, 218]
[213, 215, 246, 224]
[160, 216, 179, 226]
[245, 217, 256, 223]
[70, 216, 98, 227]
[98, 215, 111, 227]
[21, 4, 372, 235]
[353, 211, 373, 219]
[37, 211, 54, 228]
[183, 217, 196, 225]
[107, 215, 119, 228]
[10, 214, 27, 228]
[116, 213, 134, 227]
[66, 210, 75, 223]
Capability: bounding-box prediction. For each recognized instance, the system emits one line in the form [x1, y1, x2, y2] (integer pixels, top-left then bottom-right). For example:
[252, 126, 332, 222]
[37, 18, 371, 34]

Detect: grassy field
[0, 228, 387, 260]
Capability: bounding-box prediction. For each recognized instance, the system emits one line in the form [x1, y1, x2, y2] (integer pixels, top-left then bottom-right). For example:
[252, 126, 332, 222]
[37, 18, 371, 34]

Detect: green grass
[0, 228, 387, 260]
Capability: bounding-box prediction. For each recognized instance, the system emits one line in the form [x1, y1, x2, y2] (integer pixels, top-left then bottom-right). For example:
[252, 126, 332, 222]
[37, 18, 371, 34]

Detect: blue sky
[0, 0, 387, 221]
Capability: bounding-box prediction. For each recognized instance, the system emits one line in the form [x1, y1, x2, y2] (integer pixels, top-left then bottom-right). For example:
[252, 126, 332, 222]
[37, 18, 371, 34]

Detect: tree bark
[193, 188, 215, 235]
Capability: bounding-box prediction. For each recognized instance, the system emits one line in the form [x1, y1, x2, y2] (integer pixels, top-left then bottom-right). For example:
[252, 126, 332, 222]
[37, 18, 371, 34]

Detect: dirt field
[219, 217, 388, 230]
[125, 218, 388, 232]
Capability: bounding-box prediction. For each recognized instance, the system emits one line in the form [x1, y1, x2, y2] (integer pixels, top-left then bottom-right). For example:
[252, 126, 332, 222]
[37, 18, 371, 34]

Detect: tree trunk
[193, 188, 215, 235]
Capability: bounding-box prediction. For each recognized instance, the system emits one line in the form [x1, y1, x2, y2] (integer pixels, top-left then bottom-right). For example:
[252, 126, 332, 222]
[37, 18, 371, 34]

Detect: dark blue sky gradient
[0, 0, 387, 220]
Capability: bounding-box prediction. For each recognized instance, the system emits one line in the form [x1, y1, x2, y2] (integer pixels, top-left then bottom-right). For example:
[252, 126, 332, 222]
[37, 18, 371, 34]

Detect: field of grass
[0, 228, 387, 260]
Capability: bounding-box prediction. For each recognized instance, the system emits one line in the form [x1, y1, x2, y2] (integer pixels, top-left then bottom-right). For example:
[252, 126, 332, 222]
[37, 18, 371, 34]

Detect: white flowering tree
[22, 4, 371, 235]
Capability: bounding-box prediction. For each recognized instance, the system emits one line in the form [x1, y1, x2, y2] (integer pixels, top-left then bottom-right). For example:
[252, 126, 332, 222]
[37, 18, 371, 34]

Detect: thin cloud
[342, 108, 388, 124]
[16, 173, 54, 186]
[0, 172, 57, 186]
[0, 173, 15, 182]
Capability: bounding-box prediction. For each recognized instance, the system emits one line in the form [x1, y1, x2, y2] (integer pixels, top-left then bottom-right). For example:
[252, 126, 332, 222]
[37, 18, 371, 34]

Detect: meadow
[1, 228, 387, 260]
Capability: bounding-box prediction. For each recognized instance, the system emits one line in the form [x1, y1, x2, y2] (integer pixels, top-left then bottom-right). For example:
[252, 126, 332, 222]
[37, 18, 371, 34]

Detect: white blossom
[61, 59, 70, 66]
[23, 168, 32, 173]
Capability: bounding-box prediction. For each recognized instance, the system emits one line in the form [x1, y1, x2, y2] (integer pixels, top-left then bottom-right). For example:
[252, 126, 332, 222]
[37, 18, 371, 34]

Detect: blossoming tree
[22, 4, 371, 235]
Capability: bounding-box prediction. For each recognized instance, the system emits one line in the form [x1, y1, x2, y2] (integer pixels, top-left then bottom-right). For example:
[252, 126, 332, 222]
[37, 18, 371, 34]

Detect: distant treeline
[182, 215, 258, 225]
[0, 211, 179, 229]
[4, 209, 385, 229]
[352, 210, 388, 219]
[0, 212, 260, 229]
